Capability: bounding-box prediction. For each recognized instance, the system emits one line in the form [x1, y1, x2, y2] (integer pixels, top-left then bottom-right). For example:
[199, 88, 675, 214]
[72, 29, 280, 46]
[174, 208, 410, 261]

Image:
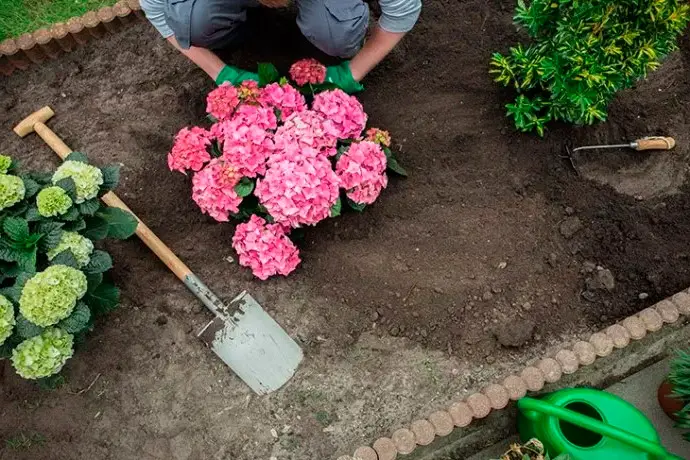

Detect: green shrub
[490, 0, 690, 135]
[669, 348, 690, 441]
[0, 152, 137, 382]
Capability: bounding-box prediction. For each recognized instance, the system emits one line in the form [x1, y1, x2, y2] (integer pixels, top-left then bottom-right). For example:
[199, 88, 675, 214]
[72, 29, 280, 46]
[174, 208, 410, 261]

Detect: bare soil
[2, 1, 690, 459]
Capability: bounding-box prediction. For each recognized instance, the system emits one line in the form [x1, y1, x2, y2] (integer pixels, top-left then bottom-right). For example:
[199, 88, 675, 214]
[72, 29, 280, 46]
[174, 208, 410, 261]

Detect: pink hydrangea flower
[336, 141, 388, 205]
[365, 128, 392, 147]
[168, 127, 212, 173]
[192, 159, 243, 222]
[232, 215, 301, 280]
[268, 144, 337, 166]
[255, 155, 340, 228]
[259, 83, 307, 119]
[232, 104, 278, 131]
[289, 58, 327, 86]
[206, 83, 240, 121]
[273, 110, 337, 153]
[312, 89, 367, 140]
[222, 119, 274, 178]
[238, 80, 260, 103]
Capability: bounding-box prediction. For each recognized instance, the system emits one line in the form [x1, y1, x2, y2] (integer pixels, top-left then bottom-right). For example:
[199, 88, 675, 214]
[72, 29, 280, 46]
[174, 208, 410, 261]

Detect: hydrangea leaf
[99, 165, 121, 195]
[58, 302, 91, 334]
[82, 216, 109, 241]
[16, 248, 37, 274]
[50, 251, 80, 269]
[25, 206, 42, 222]
[65, 152, 89, 163]
[330, 198, 342, 218]
[86, 273, 103, 294]
[64, 218, 86, 233]
[61, 207, 81, 222]
[36, 222, 64, 253]
[85, 282, 120, 316]
[258, 62, 280, 87]
[15, 315, 43, 339]
[97, 207, 138, 240]
[386, 157, 408, 177]
[346, 198, 366, 212]
[77, 198, 100, 216]
[55, 177, 77, 201]
[20, 176, 40, 198]
[83, 250, 112, 274]
[3, 216, 29, 242]
[234, 178, 255, 198]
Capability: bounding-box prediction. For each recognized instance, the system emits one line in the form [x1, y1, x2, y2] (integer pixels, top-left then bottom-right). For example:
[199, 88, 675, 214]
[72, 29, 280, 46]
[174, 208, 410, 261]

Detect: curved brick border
[0, 0, 142, 77]
[345, 287, 690, 459]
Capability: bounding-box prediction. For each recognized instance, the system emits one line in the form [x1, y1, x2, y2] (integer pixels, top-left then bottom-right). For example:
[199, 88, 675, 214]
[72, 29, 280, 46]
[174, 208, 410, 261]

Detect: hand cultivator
[13, 107, 303, 395]
[562, 136, 676, 175]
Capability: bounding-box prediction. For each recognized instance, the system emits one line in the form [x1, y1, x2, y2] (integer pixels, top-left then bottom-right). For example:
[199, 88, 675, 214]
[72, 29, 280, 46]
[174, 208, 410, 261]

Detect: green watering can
[517, 388, 682, 460]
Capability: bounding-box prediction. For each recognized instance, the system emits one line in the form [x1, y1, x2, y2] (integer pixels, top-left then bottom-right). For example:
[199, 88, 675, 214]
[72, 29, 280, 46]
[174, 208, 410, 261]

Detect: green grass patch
[0, 0, 119, 41]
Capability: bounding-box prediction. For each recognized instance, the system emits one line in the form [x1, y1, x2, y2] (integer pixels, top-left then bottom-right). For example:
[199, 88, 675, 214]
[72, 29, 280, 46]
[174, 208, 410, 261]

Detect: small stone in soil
[390, 326, 400, 336]
[371, 311, 380, 321]
[586, 268, 616, 292]
[559, 216, 583, 239]
[522, 302, 532, 311]
[639, 292, 649, 300]
[155, 315, 168, 326]
[582, 261, 597, 273]
[581, 290, 597, 302]
[565, 206, 575, 216]
[482, 291, 494, 301]
[547, 253, 558, 267]
[493, 317, 535, 348]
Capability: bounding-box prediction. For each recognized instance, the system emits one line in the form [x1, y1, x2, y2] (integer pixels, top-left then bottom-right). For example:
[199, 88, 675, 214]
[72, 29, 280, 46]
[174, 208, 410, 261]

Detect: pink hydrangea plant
[336, 141, 388, 205]
[274, 110, 337, 153]
[192, 159, 243, 222]
[365, 128, 392, 147]
[233, 104, 278, 131]
[206, 83, 240, 121]
[168, 127, 211, 173]
[255, 155, 340, 228]
[259, 83, 307, 119]
[232, 215, 301, 280]
[289, 58, 327, 86]
[312, 89, 367, 140]
[238, 80, 260, 103]
[222, 119, 275, 178]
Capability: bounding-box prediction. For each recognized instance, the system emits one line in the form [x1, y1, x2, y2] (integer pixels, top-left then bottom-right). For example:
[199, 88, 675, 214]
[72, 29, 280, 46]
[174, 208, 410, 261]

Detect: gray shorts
[165, 0, 369, 58]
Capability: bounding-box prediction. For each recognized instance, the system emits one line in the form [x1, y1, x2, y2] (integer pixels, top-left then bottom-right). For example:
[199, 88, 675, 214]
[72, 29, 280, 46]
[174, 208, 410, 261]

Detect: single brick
[0, 39, 30, 70]
[410, 419, 435, 446]
[466, 393, 491, 419]
[448, 401, 472, 427]
[638, 308, 663, 332]
[555, 349, 579, 374]
[621, 316, 647, 340]
[0, 55, 15, 76]
[520, 366, 545, 391]
[67, 17, 90, 45]
[98, 7, 121, 33]
[353, 446, 378, 460]
[605, 324, 630, 349]
[484, 384, 509, 410]
[373, 437, 397, 460]
[428, 411, 454, 437]
[50, 23, 77, 52]
[82, 11, 106, 38]
[671, 291, 690, 315]
[502, 375, 527, 400]
[391, 428, 416, 455]
[33, 28, 61, 58]
[537, 358, 562, 383]
[589, 332, 614, 357]
[16, 33, 44, 64]
[572, 341, 596, 365]
[655, 300, 680, 324]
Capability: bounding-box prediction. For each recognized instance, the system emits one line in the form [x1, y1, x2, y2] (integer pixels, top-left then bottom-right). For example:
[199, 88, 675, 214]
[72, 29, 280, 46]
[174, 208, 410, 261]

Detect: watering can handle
[518, 398, 681, 460]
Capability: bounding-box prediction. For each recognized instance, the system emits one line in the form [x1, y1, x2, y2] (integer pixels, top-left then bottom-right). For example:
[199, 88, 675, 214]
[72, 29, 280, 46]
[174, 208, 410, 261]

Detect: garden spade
[563, 136, 676, 174]
[13, 106, 303, 395]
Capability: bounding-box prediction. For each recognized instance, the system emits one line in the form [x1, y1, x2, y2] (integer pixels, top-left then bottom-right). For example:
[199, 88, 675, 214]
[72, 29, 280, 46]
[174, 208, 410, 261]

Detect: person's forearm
[348, 25, 406, 82]
[167, 36, 226, 81]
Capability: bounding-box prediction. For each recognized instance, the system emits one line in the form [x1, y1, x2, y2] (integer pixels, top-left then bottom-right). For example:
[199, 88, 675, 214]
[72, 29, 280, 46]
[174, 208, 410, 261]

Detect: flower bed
[168, 59, 406, 280]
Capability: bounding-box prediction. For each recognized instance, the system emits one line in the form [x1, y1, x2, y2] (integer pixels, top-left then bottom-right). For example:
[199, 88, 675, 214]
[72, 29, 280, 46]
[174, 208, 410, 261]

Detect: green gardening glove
[215, 65, 259, 86]
[325, 61, 364, 94]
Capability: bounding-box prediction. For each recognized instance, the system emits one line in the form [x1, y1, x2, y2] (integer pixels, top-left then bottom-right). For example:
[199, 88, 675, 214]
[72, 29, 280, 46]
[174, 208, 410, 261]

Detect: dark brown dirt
[1, 1, 690, 459]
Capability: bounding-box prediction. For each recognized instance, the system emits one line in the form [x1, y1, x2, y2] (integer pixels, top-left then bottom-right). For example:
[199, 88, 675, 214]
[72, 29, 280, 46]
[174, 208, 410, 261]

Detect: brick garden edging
[338, 289, 690, 460]
[0, 0, 144, 77]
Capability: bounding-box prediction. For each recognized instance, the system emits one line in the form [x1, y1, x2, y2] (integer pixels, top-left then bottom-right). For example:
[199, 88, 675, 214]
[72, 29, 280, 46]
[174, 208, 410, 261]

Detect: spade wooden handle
[635, 137, 676, 151]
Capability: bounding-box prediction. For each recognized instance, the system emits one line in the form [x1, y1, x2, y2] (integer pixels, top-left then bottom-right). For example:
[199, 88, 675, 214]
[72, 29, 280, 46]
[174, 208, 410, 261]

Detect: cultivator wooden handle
[13, 106, 194, 283]
[634, 136, 676, 151]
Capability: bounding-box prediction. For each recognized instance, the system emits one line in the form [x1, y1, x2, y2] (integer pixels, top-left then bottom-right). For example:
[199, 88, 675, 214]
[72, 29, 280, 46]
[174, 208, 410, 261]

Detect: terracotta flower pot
[658, 379, 685, 420]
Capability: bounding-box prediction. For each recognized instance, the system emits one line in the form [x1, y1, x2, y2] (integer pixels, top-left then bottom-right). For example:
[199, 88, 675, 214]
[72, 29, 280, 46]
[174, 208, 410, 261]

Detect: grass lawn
[0, 0, 118, 41]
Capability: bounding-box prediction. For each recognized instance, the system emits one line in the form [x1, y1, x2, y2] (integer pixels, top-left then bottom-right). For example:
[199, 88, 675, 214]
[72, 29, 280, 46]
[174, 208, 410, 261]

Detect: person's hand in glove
[215, 65, 259, 86]
[324, 61, 364, 94]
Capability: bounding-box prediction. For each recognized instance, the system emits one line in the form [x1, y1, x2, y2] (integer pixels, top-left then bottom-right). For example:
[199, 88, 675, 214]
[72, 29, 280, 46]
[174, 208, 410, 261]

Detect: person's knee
[298, 0, 370, 58]
[188, 0, 249, 49]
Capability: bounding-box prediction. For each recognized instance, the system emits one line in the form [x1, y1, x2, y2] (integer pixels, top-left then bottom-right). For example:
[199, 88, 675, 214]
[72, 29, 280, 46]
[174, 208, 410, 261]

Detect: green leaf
[61, 206, 81, 222]
[55, 177, 77, 201]
[3, 216, 29, 241]
[50, 250, 79, 269]
[335, 145, 349, 160]
[386, 157, 408, 177]
[65, 218, 86, 232]
[20, 176, 40, 198]
[37, 222, 63, 252]
[16, 315, 43, 339]
[0, 241, 19, 263]
[25, 206, 42, 222]
[258, 62, 280, 86]
[100, 164, 121, 194]
[30, 171, 53, 185]
[234, 178, 255, 198]
[78, 198, 101, 216]
[1, 273, 31, 303]
[330, 198, 342, 218]
[37, 374, 66, 390]
[84, 250, 113, 274]
[58, 302, 91, 334]
[16, 248, 37, 274]
[346, 198, 366, 212]
[86, 273, 103, 293]
[98, 207, 138, 239]
[65, 151, 89, 163]
[82, 216, 109, 241]
[85, 282, 120, 316]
